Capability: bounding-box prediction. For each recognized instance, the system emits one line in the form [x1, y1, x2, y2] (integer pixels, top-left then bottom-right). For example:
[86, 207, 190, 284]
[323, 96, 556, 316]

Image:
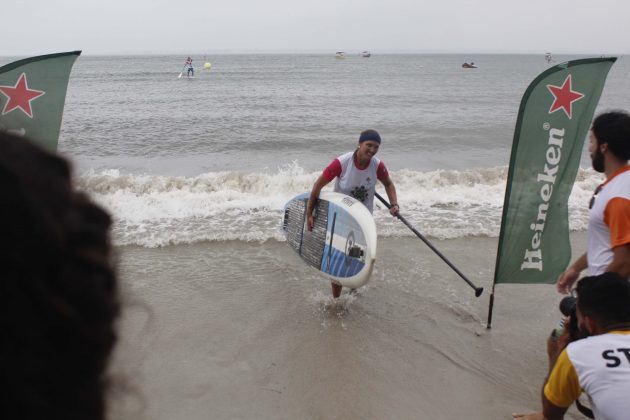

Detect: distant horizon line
[1, 49, 627, 58]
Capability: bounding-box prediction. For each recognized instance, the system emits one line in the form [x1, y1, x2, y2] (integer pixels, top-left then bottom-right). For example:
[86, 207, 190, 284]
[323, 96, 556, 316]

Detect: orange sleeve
[543, 349, 582, 408]
[603, 197, 630, 248]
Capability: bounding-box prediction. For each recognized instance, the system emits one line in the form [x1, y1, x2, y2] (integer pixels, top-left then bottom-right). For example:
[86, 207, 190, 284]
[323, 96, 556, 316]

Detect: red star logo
[0, 73, 45, 118]
[546, 74, 584, 119]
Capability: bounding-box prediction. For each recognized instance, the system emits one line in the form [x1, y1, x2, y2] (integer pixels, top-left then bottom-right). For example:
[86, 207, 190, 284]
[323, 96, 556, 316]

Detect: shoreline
[109, 232, 588, 419]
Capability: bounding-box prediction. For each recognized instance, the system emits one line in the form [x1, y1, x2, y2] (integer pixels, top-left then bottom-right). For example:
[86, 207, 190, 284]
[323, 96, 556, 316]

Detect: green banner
[494, 58, 616, 284]
[0, 51, 81, 151]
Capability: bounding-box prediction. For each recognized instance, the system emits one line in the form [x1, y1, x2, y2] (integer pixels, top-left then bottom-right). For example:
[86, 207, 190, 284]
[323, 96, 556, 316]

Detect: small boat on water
[462, 62, 477, 68]
[335, 51, 346, 59]
[361, 51, 371, 57]
[545, 52, 553, 64]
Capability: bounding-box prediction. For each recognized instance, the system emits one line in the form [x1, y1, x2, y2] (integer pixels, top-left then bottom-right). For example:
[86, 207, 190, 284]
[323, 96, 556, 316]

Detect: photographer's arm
[512, 336, 571, 420]
[512, 396, 566, 419]
[546, 328, 571, 370]
[511, 400, 568, 418]
[541, 347, 581, 420]
[541, 398, 568, 420]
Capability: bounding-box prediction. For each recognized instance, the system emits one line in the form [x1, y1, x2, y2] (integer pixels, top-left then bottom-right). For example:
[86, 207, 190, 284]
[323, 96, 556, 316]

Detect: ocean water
[51, 54, 630, 247]
[4, 53, 628, 419]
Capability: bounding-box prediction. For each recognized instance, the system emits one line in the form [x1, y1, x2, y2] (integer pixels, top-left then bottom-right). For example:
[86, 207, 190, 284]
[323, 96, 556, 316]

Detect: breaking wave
[76, 162, 601, 247]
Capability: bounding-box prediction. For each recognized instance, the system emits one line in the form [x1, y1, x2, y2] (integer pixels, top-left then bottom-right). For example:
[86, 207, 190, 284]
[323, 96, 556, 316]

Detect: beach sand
[108, 232, 588, 419]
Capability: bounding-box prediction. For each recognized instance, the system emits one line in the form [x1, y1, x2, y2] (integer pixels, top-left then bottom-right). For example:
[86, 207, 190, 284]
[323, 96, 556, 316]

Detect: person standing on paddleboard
[185, 57, 194, 77]
[307, 129, 399, 298]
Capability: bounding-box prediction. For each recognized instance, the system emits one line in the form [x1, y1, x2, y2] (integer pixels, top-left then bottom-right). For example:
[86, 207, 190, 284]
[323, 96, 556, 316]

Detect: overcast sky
[2, 0, 629, 56]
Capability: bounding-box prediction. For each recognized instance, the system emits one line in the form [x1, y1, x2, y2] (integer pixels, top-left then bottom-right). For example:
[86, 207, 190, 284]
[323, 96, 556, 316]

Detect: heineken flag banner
[0, 51, 81, 151]
[493, 57, 616, 285]
[487, 58, 616, 327]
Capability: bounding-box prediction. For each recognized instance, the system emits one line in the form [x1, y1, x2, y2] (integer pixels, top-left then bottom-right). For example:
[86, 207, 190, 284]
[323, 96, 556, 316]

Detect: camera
[553, 296, 581, 341]
[559, 296, 576, 317]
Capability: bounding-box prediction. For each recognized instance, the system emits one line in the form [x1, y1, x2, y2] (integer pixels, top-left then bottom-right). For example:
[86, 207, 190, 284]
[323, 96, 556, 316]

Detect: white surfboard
[282, 191, 377, 288]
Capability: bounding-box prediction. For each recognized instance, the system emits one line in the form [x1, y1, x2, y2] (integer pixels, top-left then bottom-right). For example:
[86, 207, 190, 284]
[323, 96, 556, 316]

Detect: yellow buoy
[203, 62, 212, 70]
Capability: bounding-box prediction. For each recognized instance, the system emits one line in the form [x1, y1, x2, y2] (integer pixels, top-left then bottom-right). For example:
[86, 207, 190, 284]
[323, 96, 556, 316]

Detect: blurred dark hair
[591, 110, 630, 160]
[0, 132, 119, 420]
[576, 272, 630, 327]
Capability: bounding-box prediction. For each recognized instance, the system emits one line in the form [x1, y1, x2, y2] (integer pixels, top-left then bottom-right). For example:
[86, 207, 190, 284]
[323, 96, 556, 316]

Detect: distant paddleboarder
[307, 129, 400, 298]
[185, 57, 194, 77]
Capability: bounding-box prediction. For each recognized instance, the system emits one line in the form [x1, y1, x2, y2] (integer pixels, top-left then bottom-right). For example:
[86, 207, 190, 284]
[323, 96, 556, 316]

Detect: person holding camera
[556, 111, 630, 294]
[513, 272, 630, 420]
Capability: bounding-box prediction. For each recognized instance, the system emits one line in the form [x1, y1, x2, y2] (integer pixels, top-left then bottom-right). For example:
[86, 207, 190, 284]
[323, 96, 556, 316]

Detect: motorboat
[545, 52, 553, 64]
[361, 51, 371, 57]
[462, 62, 477, 68]
[335, 51, 346, 59]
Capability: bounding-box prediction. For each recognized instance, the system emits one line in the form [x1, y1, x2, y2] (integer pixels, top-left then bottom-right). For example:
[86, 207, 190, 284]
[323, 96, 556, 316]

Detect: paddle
[375, 192, 483, 297]
[178, 64, 186, 79]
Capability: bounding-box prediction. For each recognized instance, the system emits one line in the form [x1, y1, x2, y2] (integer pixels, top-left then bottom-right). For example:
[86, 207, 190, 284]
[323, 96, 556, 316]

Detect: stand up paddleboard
[282, 192, 377, 289]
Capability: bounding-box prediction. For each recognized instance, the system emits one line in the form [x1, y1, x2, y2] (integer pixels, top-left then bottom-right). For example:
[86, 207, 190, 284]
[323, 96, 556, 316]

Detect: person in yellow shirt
[513, 272, 630, 420]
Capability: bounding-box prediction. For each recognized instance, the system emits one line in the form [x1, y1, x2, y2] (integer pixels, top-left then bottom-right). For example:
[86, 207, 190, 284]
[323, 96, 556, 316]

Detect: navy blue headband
[359, 130, 381, 143]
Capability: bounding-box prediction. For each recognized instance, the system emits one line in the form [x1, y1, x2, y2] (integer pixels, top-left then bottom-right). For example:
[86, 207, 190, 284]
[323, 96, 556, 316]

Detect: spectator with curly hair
[0, 132, 119, 420]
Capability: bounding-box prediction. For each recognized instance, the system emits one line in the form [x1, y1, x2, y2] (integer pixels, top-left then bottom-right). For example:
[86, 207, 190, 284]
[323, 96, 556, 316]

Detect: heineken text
[521, 127, 565, 271]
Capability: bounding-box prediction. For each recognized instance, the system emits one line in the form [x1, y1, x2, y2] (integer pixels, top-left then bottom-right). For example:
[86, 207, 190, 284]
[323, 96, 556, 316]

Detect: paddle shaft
[178, 64, 187, 78]
[375, 192, 483, 297]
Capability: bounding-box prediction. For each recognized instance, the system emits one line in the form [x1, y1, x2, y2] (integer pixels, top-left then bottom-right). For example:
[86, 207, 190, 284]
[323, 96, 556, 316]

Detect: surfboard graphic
[283, 191, 377, 288]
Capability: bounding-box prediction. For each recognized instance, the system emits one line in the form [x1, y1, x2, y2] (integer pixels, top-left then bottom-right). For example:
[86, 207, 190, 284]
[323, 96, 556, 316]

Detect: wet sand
[108, 232, 588, 419]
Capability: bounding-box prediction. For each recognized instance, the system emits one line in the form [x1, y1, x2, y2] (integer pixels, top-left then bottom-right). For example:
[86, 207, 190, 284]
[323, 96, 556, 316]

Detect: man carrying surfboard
[306, 129, 399, 298]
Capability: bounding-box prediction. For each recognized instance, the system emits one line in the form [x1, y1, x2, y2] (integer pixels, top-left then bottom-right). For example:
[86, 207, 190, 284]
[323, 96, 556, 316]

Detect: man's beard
[591, 147, 605, 173]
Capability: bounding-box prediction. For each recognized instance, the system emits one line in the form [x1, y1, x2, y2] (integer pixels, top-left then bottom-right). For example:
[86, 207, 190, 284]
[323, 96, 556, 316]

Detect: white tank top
[333, 151, 380, 213]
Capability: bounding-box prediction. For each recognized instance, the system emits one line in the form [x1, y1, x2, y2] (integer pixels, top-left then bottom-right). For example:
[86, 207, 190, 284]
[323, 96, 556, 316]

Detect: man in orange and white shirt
[557, 111, 630, 294]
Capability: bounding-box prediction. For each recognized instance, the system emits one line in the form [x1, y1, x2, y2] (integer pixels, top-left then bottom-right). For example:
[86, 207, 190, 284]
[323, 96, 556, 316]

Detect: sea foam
[76, 163, 602, 247]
